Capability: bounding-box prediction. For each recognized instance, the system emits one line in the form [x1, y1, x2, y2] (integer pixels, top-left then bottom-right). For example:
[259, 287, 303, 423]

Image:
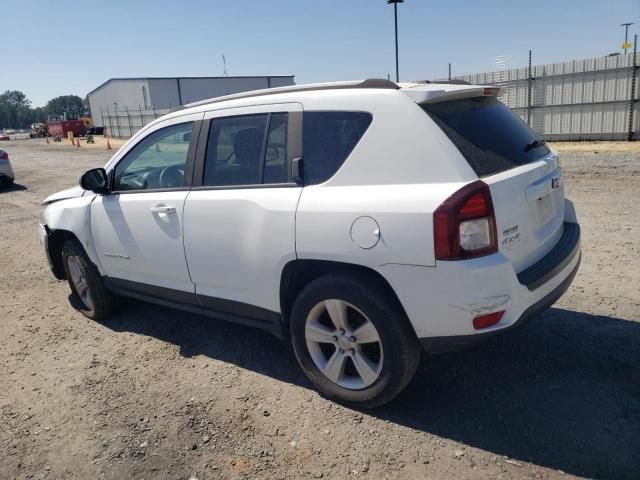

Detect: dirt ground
[1, 139, 638, 480]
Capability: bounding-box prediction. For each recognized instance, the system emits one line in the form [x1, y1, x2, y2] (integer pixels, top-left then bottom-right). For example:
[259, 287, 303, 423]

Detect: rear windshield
[423, 96, 550, 177]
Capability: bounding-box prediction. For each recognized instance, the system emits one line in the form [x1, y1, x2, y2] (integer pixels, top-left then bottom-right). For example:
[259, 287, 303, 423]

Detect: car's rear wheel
[290, 272, 421, 408]
[62, 239, 114, 320]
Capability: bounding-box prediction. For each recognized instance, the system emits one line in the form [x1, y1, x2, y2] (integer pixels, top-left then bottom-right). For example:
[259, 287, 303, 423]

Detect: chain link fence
[98, 106, 171, 138]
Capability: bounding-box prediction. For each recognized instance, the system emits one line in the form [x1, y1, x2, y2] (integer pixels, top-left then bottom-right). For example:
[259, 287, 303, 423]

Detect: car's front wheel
[290, 272, 421, 408]
[61, 239, 114, 320]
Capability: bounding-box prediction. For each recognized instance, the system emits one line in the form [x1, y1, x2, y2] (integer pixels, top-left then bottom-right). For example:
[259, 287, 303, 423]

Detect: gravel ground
[0, 139, 638, 480]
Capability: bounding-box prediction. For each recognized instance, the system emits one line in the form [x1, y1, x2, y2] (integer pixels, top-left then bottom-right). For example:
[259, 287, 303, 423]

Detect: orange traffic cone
[106, 139, 112, 150]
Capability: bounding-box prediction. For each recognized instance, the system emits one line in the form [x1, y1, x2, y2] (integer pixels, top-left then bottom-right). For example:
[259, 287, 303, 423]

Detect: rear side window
[303, 111, 372, 185]
[203, 113, 290, 187]
[264, 113, 288, 184]
[423, 97, 550, 177]
[204, 114, 267, 187]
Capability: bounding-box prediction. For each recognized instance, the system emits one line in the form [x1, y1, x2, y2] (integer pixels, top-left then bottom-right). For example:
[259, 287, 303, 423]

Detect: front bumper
[380, 221, 581, 353]
[39, 224, 60, 279]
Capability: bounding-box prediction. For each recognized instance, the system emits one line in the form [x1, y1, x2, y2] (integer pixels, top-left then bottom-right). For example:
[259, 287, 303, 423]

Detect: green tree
[44, 95, 87, 120]
[0, 90, 34, 129]
[0, 92, 89, 129]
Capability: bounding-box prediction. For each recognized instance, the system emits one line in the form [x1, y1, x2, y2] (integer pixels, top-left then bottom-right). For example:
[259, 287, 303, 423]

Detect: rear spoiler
[401, 85, 502, 104]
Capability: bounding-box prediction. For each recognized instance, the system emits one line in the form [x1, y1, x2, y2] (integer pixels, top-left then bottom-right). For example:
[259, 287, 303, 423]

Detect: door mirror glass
[80, 168, 109, 193]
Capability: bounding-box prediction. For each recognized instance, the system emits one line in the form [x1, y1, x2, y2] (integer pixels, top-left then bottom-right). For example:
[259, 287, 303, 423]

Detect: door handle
[150, 206, 176, 214]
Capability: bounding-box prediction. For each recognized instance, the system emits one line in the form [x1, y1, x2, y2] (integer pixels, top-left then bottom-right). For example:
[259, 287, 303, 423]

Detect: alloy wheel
[67, 256, 94, 310]
[305, 299, 383, 390]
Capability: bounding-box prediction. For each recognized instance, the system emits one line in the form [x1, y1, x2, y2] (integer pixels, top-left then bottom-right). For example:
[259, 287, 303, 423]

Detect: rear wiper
[524, 139, 544, 152]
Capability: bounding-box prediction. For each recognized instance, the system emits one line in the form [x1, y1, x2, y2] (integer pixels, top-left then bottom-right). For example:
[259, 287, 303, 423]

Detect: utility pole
[448, 62, 452, 81]
[387, 0, 404, 82]
[628, 34, 637, 141]
[621, 23, 634, 54]
[527, 50, 533, 126]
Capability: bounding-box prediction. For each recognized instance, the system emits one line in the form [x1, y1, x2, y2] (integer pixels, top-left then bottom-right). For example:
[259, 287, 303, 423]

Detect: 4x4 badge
[551, 177, 560, 189]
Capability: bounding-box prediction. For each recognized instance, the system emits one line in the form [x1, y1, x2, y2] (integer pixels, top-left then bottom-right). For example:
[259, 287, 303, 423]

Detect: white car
[40, 79, 580, 407]
[0, 148, 15, 187]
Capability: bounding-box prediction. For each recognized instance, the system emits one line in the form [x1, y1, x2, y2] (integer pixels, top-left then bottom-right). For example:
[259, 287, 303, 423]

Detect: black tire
[61, 239, 114, 320]
[290, 271, 421, 408]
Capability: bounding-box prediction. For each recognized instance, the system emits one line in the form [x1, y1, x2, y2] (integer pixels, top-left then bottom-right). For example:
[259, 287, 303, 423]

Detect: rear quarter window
[303, 111, 372, 185]
[423, 97, 550, 177]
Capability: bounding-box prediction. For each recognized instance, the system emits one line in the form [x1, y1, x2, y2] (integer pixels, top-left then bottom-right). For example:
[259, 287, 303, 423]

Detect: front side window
[203, 113, 289, 187]
[302, 111, 372, 185]
[113, 122, 193, 191]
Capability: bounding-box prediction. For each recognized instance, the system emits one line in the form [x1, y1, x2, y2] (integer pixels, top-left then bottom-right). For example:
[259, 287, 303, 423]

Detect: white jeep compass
[40, 79, 581, 407]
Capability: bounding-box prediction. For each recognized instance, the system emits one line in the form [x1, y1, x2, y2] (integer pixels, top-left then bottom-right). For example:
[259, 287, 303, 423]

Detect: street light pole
[621, 22, 634, 54]
[387, 0, 404, 82]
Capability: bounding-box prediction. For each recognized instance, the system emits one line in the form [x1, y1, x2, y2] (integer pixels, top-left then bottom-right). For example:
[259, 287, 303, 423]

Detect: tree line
[0, 91, 88, 129]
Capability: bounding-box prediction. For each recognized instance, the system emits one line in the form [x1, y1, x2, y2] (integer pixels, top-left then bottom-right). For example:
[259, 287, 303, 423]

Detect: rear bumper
[516, 222, 580, 291]
[420, 251, 580, 353]
[380, 221, 581, 353]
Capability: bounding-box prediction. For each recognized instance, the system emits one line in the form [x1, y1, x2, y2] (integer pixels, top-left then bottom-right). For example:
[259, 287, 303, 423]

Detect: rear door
[423, 96, 565, 272]
[183, 103, 303, 318]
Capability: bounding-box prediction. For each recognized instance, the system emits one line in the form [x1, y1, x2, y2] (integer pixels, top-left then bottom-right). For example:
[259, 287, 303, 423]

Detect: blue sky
[2, 0, 639, 106]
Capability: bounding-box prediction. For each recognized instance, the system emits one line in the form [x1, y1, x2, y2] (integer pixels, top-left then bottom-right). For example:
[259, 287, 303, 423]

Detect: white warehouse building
[87, 75, 295, 133]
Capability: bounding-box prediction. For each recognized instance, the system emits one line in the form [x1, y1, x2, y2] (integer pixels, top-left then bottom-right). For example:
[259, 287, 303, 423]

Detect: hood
[42, 186, 86, 206]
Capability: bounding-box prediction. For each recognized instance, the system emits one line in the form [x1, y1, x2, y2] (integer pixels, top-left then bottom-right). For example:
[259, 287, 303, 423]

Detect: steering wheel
[158, 165, 184, 188]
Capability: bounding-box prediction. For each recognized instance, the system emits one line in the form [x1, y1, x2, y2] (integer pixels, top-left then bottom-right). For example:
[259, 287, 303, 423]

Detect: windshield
[423, 96, 550, 177]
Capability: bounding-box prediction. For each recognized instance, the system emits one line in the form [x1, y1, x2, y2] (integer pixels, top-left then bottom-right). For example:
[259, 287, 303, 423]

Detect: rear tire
[61, 239, 113, 321]
[290, 272, 421, 408]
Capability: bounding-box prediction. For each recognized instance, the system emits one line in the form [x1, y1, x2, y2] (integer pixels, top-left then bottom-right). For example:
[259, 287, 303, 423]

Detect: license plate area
[537, 193, 553, 226]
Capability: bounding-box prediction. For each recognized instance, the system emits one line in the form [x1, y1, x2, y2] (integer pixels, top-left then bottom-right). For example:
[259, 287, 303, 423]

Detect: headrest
[234, 128, 263, 163]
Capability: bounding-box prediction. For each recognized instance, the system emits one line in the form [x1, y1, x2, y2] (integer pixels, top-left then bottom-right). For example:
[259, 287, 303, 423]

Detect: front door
[91, 115, 201, 297]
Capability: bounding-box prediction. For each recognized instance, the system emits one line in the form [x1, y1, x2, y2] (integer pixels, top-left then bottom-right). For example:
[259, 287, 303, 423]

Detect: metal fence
[450, 47, 639, 141]
[101, 51, 638, 142]
[99, 106, 171, 138]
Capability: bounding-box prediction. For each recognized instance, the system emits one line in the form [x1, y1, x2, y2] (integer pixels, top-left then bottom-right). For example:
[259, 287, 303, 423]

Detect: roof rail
[414, 79, 471, 85]
[185, 78, 399, 108]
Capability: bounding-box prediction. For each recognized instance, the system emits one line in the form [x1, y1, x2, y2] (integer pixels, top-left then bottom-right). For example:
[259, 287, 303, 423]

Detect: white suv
[40, 79, 581, 407]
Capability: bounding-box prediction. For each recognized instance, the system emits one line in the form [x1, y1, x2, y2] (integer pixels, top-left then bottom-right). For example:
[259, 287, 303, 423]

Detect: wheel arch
[279, 259, 410, 329]
[47, 229, 81, 279]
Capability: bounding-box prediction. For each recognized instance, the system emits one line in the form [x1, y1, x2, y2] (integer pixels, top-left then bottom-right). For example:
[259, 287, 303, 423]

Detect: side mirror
[80, 168, 109, 193]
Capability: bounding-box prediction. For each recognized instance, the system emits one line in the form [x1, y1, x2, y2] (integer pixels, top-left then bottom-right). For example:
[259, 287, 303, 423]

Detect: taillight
[434, 180, 498, 260]
[0, 151, 7, 160]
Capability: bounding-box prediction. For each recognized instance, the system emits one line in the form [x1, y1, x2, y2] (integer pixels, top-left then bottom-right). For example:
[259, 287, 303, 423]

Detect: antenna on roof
[222, 54, 228, 77]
